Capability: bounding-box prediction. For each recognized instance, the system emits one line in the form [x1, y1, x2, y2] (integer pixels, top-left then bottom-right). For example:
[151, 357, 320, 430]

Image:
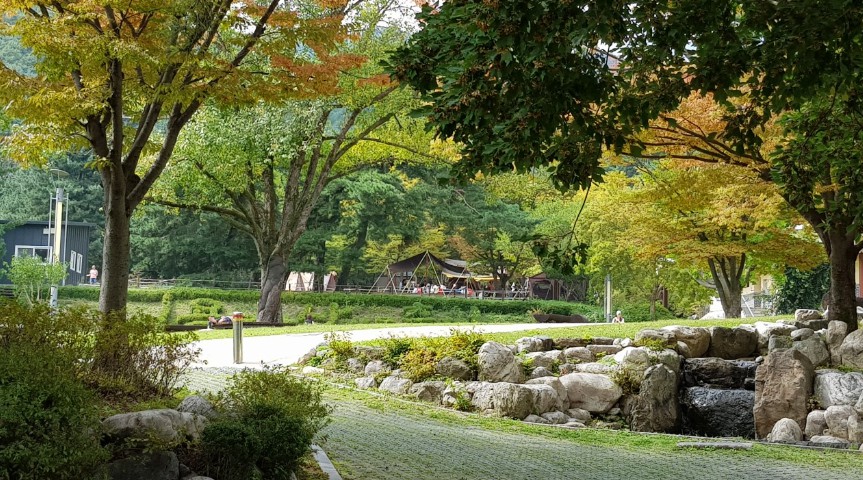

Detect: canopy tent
[286, 272, 314, 292]
[373, 251, 473, 293]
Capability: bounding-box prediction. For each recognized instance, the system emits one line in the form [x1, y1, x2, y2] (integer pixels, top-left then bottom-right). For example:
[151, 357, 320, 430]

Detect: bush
[403, 302, 433, 319]
[176, 313, 210, 325]
[189, 297, 225, 316]
[614, 301, 675, 322]
[160, 291, 175, 323]
[0, 303, 107, 479]
[0, 346, 108, 479]
[90, 311, 200, 400]
[327, 303, 353, 324]
[323, 332, 354, 361]
[194, 368, 331, 480]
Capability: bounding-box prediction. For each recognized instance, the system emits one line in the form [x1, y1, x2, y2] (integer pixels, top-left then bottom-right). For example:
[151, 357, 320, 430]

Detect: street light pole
[49, 188, 64, 309]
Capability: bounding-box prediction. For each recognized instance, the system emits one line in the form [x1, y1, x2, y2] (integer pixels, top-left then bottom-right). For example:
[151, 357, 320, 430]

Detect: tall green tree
[0, 0, 358, 314]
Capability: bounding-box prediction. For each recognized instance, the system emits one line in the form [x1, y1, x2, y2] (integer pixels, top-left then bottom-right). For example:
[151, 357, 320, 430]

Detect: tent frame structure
[373, 251, 472, 294]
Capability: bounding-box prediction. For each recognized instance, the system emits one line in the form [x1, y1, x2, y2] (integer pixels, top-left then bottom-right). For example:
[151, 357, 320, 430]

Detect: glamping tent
[286, 272, 314, 291]
[373, 251, 473, 293]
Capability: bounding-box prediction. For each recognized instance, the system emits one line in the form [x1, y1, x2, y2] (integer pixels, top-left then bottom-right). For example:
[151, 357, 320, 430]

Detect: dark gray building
[1, 221, 95, 285]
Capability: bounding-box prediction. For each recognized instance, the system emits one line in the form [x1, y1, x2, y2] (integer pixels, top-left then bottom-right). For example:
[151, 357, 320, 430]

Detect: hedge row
[59, 287, 604, 320]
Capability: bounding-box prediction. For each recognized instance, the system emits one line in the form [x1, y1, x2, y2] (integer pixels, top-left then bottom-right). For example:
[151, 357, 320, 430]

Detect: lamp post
[48, 169, 69, 309]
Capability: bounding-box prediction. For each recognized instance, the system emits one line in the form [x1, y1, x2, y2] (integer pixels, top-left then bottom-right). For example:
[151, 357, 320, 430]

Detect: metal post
[605, 274, 612, 323]
[232, 312, 244, 364]
[49, 188, 64, 309]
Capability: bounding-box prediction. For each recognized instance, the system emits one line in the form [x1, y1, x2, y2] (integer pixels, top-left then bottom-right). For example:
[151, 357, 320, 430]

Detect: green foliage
[0, 344, 107, 479]
[379, 336, 415, 365]
[614, 302, 676, 323]
[3, 255, 67, 306]
[403, 302, 433, 319]
[609, 366, 642, 395]
[323, 332, 355, 362]
[773, 264, 830, 314]
[160, 291, 175, 323]
[400, 348, 438, 382]
[189, 298, 225, 316]
[197, 368, 331, 480]
[175, 314, 209, 325]
[91, 311, 199, 400]
[633, 338, 672, 352]
[327, 303, 354, 324]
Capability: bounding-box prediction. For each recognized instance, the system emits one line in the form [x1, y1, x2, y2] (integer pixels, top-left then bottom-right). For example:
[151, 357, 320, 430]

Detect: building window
[15, 245, 52, 262]
[70, 250, 77, 271]
[76, 253, 83, 273]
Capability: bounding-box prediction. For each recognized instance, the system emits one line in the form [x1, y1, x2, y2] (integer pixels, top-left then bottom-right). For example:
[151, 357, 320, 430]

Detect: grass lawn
[191, 321, 494, 340]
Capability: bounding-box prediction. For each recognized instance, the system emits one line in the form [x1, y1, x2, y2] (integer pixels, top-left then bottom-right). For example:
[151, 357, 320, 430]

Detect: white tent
[286, 272, 315, 291]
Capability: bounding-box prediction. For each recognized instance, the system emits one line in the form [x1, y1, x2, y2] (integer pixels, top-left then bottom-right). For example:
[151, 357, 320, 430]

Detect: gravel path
[181, 369, 862, 480]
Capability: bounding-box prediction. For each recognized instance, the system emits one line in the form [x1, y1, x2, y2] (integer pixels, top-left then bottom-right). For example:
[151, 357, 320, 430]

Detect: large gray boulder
[630, 364, 679, 433]
[768, 335, 793, 352]
[378, 376, 414, 395]
[613, 347, 651, 369]
[680, 387, 755, 438]
[791, 328, 815, 341]
[364, 360, 390, 376]
[355, 377, 377, 389]
[767, 418, 803, 443]
[107, 451, 178, 480]
[516, 336, 553, 353]
[648, 349, 682, 375]
[526, 350, 564, 370]
[176, 395, 217, 420]
[827, 321, 849, 365]
[559, 373, 623, 413]
[809, 435, 850, 447]
[824, 405, 854, 440]
[707, 327, 758, 359]
[526, 376, 569, 411]
[102, 409, 206, 445]
[563, 347, 595, 363]
[634, 329, 676, 348]
[470, 382, 536, 419]
[682, 358, 756, 390]
[754, 349, 814, 439]
[410, 381, 446, 404]
[529, 366, 553, 379]
[573, 362, 615, 374]
[838, 329, 863, 369]
[791, 336, 830, 368]
[660, 326, 711, 358]
[586, 344, 622, 356]
[754, 322, 797, 355]
[795, 309, 823, 322]
[436, 356, 474, 381]
[541, 411, 570, 424]
[848, 413, 863, 443]
[523, 383, 562, 415]
[478, 341, 524, 383]
[555, 338, 590, 349]
[805, 410, 827, 439]
[813, 370, 863, 407]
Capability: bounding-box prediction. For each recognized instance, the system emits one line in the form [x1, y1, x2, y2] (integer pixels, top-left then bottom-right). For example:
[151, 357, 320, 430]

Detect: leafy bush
[379, 336, 415, 365]
[614, 301, 675, 322]
[403, 302, 433, 319]
[160, 291, 175, 323]
[0, 345, 108, 479]
[90, 311, 200, 400]
[609, 366, 643, 395]
[3, 255, 67, 306]
[327, 302, 353, 324]
[0, 303, 107, 479]
[323, 332, 355, 361]
[400, 348, 438, 381]
[194, 368, 331, 480]
[190, 297, 225, 316]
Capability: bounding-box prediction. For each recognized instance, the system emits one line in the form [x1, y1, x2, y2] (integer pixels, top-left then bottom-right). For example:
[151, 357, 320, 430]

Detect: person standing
[88, 265, 99, 285]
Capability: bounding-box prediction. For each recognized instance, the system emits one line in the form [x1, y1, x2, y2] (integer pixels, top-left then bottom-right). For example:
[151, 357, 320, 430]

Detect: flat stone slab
[677, 442, 753, 450]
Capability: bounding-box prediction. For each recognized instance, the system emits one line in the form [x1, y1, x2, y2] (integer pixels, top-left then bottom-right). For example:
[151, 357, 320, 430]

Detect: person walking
[88, 265, 99, 285]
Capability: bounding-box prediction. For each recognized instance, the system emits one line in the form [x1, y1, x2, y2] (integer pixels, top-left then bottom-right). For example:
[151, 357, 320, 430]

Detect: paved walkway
[182, 369, 861, 480]
[193, 322, 587, 368]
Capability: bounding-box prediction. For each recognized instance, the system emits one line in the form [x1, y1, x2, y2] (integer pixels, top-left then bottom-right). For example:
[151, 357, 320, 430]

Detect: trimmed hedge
[59, 286, 605, 320]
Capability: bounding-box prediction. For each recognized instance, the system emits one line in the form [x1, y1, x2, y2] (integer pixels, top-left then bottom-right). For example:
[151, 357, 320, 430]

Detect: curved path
[193, 322, 591, 368]
[181, 369, 860, 480]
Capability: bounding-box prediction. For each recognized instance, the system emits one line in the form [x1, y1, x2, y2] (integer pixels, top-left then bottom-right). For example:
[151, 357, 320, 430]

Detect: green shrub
[3, 255, 67, 306]
[195, 368, 331, 480]
[403, 302, 433, 319]
[90, 311, 200, 400]
[0, 304, 107, 479]
[176, 313, 210, 325]
[614, 302, 675, 322]
[327, 303, 353, 324]
[609, 366, 643, 395]
[323, 332, 354, 361]
[189, 297, 225, 316]
[160, 291, 175, 323]
[400, 348, 438, 381]
[379, 336, 415, 365]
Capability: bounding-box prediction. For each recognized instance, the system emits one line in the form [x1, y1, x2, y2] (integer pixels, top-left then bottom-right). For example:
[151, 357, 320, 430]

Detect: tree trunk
[258, 254, 288, 323]
[708, 256, 744, 319]
[99, 182, 132, 314]
[826, 233, 861, 333]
